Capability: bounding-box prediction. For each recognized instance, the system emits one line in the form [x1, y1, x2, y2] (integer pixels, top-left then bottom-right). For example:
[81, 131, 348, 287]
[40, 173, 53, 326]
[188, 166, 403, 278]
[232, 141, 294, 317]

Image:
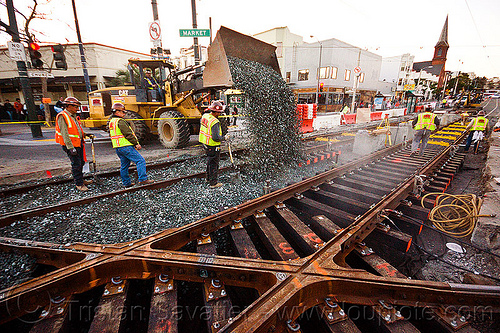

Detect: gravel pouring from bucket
[203, 26, 281, 88]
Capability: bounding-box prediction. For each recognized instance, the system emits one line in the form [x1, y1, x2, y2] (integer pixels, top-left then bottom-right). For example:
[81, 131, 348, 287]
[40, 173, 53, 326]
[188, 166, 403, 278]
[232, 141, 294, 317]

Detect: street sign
[7, 41, 27, 62]
[149, 21, 162, 44]
[28, 71, 54, 78]
[179, 29, 210, 37]
[353, 66, 362, 75]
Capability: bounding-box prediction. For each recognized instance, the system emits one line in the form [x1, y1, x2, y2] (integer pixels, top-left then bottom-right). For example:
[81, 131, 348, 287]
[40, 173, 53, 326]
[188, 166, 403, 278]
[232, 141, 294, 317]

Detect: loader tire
[124, 111, 149, 143]
[158, 110, 190, 149]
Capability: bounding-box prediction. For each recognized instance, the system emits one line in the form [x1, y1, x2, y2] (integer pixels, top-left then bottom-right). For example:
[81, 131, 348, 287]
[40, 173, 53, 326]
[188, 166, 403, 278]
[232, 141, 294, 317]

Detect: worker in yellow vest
[199, 101, 228, 188]
[109, 102, 153, 187]
[55, 97, 94, 192]
[410, 107, 440, 157]
[465, 110, 489, 154]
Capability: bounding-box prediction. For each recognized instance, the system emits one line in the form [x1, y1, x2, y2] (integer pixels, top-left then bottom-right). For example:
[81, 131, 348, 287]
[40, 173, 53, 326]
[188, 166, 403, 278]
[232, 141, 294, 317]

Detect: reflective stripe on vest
[55, 111, 83, 147]
[414, 112, 436, 131]
[471, 116, 488, 131]
[198, 113, 221, 146]
[109, 117, 135, 148]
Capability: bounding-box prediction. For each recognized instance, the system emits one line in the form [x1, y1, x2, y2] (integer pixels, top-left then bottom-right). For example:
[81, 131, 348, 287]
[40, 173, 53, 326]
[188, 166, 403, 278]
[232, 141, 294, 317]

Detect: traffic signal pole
[71, 0, 92, 94]
[6, 0, 43, 138]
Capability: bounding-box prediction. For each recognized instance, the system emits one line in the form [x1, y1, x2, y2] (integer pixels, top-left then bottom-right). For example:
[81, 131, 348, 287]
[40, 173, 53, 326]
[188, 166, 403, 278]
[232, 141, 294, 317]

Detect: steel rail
[1, 121, 499, 331]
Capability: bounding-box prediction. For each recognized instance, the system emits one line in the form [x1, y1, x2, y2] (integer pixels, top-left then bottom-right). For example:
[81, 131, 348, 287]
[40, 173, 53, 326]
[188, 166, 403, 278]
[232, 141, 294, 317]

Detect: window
[297, 93, 315, 104]
[318, 67, 330, 79]
[276, 42, 283, 58]
[298, 69, 309, 81]
[437, 48, 442, 57]
[359, 73, 365, 83]
[344, 69, 351, 81]
[330, 67, 338, 79]
[286, 72, 291, 83]
[326, 93, 343, 105]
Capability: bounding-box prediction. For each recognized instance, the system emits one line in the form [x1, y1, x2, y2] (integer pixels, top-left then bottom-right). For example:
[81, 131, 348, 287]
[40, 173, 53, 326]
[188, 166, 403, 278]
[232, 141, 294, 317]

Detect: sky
[1, 0, 500, 78]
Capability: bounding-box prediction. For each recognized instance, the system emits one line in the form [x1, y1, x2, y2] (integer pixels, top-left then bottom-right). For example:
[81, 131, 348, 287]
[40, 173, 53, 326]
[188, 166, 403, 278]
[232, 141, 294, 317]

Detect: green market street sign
[179, 29, 210, 37]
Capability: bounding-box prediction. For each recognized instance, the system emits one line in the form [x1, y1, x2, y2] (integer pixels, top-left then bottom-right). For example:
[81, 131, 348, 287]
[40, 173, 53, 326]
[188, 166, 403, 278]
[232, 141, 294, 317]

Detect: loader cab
[128, 59, 175, 103]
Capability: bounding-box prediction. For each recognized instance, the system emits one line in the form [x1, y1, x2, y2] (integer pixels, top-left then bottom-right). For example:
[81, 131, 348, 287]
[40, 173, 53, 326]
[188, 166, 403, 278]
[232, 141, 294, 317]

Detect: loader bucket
[203, 26, 281, 88]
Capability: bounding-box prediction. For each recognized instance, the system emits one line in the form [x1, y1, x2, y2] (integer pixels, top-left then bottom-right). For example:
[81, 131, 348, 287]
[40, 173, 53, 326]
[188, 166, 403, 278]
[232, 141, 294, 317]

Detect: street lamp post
[311, 36, 323, 104]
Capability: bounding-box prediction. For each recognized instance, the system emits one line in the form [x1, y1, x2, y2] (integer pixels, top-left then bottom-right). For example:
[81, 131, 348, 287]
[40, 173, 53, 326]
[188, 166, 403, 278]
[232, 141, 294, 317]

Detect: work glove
[86, 134, 95, 139]
[69, 148, 77, 156]
[224, 134, 230, 141]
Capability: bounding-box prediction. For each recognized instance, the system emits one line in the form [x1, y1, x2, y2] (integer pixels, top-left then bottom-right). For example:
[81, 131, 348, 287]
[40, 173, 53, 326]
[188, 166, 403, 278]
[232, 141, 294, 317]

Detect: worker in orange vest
[55, 97, 94, 191]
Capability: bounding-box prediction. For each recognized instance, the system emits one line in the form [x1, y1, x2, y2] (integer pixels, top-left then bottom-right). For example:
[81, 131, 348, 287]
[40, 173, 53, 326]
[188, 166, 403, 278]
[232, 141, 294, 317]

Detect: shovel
[227, 138, 241, 183]
[89, 136, 101, 184]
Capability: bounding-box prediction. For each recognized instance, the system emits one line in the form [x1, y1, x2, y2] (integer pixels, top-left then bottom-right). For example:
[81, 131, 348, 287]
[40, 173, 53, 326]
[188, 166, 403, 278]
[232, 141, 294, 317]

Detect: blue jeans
[115, 146, 148, 186]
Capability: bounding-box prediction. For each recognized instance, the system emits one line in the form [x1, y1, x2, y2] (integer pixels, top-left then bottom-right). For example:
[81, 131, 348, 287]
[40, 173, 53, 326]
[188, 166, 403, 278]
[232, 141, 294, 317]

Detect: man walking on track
[108, 102, 153, 187]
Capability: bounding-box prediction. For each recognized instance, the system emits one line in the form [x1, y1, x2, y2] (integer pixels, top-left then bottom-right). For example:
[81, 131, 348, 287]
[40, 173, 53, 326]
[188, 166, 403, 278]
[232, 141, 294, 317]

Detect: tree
[108, 69, 130, 87]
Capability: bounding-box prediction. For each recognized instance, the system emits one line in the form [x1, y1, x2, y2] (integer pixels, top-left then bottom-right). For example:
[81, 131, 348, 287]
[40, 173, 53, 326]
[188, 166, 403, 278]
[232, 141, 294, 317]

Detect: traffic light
[28, 42, 43, 69]
[51, 44, 67, 70]
[319, 82, 324, 92]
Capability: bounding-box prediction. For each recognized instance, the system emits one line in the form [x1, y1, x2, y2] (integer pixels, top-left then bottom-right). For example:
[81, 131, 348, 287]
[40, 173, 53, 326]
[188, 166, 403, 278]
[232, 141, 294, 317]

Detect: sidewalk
[0, 121, 245, 186]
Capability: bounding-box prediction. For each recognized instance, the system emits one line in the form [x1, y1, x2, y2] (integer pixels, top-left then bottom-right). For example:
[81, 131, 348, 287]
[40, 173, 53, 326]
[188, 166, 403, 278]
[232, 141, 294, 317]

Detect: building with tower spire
[413, 16, 449, 89]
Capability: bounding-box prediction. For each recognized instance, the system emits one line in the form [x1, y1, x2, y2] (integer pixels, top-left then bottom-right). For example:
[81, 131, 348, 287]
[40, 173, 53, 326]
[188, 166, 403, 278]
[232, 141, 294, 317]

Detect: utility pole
[6, 0, 42, 137]
[351, 49, 361, 113]
[191, 0, 200, 69]
[71, 0, 92, 94]
[151, 0, 163, 58]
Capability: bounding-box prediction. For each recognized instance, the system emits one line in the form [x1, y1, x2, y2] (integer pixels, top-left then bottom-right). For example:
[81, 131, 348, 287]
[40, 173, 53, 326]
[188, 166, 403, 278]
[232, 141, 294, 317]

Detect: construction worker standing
[410, 107, 440, 156]
[465, 110, 489, 154]
[55, 97, 94, 191]
[109, 102, 153, 187]
[199, 101, 228, 188]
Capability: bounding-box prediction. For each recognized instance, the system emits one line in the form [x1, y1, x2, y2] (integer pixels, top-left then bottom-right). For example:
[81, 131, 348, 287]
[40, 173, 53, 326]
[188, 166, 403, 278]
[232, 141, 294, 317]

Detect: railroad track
[0, 120, 499, 332]
[0, 112, 414, 199]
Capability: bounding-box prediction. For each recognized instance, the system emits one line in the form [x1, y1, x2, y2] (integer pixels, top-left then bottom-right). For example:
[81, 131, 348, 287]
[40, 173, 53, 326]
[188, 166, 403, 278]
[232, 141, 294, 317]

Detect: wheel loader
[84, 26, 280, 148]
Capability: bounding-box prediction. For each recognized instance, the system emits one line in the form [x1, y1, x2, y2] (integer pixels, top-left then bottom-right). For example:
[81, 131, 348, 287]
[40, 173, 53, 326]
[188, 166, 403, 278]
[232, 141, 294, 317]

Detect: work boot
[209, 182, 223, 189]
[138, 179, 154, 185]
[124, 183, 135, 188]
[76, 185, 89, 192]
[83, 179, 93, 185]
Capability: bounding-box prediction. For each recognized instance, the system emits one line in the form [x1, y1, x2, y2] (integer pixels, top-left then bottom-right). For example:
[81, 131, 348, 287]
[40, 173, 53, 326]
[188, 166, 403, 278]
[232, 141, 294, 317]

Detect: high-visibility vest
[145, 77, 157, 89]
[109, 117, 135, 148]
[470, 116, 488, 131]
[199, 113, 221, 146]
[55, 110, 83, 147]
[414, 112, 437, 131]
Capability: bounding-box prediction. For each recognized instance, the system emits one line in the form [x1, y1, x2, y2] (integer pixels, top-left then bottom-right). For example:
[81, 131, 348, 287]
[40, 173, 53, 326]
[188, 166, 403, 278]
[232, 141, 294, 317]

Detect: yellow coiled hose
[421, 193, 482, 238]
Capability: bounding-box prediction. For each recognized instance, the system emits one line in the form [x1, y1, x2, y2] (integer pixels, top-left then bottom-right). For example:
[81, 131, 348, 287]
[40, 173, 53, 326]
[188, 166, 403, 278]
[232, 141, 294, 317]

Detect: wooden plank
[197, 238, 234, 333]
[334, 177, 392, 195]
[29, 296, 72, 333]
[313, 216, 421, 332]
[252, 213, 299, 261]
[253, 212, 360, 333]
[273, 204, 324, 255]
[322, 183, 381, 204]
[147, 275, 178, 333]
[229, 222, 260, 259]
[88, 279, 129, 333]
[348, 173, 399, 188]
[288, 196, 355, 228]
[305, 189, 370, 217]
